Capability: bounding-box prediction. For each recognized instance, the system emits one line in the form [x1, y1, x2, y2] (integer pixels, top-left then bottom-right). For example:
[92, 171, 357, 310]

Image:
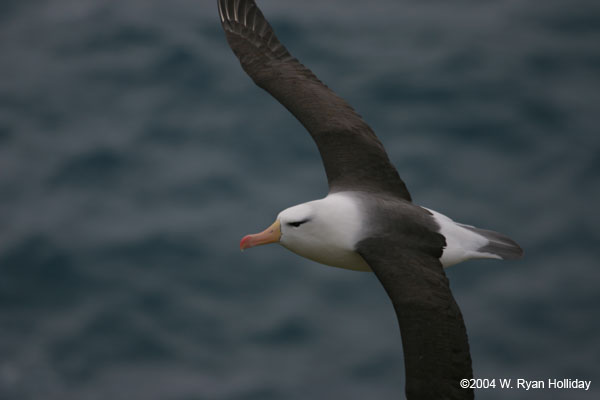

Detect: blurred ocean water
[1, 0, 599, 399]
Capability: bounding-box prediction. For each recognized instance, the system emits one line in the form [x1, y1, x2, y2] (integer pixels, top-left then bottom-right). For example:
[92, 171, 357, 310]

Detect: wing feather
[218, 0, 411, 200]
[358, 237, 474, 400]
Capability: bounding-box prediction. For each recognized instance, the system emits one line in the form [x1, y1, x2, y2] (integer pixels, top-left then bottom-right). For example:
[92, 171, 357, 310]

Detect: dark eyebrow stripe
[287, 218, 311, 227]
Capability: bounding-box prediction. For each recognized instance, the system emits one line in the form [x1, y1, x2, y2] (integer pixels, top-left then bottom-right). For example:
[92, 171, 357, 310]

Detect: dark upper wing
[358, 237, 474, 400]
[218, 0, 411, 200]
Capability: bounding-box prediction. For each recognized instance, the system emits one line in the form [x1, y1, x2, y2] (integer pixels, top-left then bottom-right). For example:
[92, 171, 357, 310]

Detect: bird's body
[218, 1, 522, 398]
[274, 191, 520, 272]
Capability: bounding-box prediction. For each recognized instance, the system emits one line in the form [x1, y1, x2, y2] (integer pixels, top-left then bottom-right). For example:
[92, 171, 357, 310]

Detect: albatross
[218, 1, 522, 398]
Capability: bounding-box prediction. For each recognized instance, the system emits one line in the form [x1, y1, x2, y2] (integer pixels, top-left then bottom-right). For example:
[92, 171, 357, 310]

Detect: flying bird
[217, 1, 522, 398]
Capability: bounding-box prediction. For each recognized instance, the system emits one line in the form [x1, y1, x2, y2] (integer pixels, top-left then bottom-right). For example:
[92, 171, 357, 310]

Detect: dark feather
[358, 236, 474, 400]
[218, 0, 412, 200]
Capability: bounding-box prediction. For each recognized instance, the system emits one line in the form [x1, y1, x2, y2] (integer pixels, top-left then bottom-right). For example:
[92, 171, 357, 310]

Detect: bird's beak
[240, 219, 281, 251]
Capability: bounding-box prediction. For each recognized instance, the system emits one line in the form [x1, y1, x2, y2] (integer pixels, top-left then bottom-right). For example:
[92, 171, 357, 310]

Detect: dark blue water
[1, 0, 599, 399]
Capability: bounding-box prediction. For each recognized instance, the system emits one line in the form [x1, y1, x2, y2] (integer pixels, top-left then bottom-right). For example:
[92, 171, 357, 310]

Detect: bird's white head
[240, 193, 370, 271]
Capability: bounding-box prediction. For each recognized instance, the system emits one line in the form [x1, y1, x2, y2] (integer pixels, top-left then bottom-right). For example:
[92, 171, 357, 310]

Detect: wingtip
[218, 0, 260, 29]
[217, 0, 225, 23]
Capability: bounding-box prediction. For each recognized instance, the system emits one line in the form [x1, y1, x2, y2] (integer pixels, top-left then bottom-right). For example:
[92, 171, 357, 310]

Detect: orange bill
[240, 220, 281, 250]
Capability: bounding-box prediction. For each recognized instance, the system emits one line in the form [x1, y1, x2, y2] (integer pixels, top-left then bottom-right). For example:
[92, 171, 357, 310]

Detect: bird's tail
[458, 224, 524, 260]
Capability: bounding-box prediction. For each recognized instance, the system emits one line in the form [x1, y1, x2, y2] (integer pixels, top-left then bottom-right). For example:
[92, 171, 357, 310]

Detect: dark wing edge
[358, 237, 474, 400]
[218, 0, 411, 201]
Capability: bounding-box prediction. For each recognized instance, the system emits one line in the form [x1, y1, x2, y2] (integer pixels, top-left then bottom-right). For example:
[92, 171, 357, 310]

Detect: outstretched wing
[218, 0, 411, 200]
[358, 236, 474, 400]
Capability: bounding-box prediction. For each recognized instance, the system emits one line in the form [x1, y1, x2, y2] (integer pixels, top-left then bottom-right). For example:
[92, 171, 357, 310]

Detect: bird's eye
[287, 218, 310, 228]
